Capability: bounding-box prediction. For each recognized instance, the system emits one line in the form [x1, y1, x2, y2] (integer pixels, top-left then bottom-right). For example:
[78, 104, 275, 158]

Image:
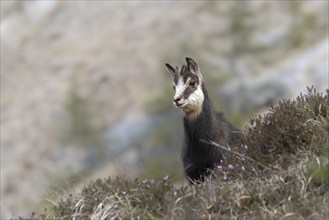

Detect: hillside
[1, 1, 328, 218]
[32, 88, 329, 219]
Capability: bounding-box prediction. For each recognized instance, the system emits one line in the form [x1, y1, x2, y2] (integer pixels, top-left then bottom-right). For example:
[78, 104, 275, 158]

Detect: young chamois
[165, 57, 244, 183]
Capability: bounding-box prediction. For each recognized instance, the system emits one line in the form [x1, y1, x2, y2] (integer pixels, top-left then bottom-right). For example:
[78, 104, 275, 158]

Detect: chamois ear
[165, 63, 176, 78]
[186, 57, 201, 76]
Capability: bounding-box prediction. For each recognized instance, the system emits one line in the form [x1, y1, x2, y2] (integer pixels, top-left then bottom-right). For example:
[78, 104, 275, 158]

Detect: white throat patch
[184, 85, 204, 120]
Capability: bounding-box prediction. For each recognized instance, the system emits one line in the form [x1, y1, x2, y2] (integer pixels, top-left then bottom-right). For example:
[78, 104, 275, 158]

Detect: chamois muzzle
[174, 97, 182, 105]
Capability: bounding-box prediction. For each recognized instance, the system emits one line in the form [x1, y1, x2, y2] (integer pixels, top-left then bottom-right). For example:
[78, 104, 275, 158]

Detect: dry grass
[28, 88, 328, 220]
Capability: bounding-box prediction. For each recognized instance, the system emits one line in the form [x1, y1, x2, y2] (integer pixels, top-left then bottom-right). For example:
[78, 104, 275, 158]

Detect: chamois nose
[174, 97, 181, 104]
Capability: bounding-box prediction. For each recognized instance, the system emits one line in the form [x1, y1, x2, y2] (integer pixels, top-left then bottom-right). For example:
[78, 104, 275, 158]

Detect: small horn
[165, 63, 176, 78]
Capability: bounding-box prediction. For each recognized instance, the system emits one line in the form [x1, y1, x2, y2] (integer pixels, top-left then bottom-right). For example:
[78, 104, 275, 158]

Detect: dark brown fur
[182, 83, 243, 183]
[166, 58, 244, 183]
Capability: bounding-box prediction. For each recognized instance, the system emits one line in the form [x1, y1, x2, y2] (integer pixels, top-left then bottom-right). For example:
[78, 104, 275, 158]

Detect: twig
[200, 139, 270, 170]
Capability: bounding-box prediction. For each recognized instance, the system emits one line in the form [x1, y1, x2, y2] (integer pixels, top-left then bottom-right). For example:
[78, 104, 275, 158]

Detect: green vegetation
[31, 87, 329, 219]
[136, 113, 184, 182]
[311, 141, 329, 184]
[62, 81, 105, 149]
[144, 76, 174, 115]
[287, 1, 317, 48]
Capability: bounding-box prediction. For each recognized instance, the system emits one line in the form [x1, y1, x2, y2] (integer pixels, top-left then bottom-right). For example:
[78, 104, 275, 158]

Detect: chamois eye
[173, 85, 176, 90]
[189, 80, 196, 86]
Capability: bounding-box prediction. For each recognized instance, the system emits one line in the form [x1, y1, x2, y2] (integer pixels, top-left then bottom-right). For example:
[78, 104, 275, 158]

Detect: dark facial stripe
[173, 74, 179, 85]
[180, 67, 200, 99]
[172, 65, 200, 85]
[182, 84, 197, 99]
[172, 64, 202, 103]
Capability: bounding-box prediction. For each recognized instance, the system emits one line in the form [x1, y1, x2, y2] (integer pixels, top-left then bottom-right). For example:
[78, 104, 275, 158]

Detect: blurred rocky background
[1, 1, 328, 218]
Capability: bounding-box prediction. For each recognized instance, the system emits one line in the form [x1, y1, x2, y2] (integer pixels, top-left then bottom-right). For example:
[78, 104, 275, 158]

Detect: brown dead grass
[29, 88, 328, 220]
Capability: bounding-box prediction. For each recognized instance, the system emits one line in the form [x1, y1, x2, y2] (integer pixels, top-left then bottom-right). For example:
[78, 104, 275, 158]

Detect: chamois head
[165, 57, 205, 119]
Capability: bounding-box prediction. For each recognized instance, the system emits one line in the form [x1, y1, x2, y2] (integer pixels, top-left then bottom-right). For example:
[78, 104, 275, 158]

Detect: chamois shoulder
[214, 111, 244, 144]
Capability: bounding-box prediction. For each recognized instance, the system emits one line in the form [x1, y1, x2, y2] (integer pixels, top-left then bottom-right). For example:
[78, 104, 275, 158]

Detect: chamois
[165, 57, 244, 183]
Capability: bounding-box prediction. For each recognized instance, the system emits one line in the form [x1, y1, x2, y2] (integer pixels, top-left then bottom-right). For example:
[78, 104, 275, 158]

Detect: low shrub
[29, 88, 329, 219]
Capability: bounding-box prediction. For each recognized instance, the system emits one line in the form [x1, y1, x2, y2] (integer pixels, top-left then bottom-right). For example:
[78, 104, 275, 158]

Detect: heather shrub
[245, 87, 328, 168]
[30, 88, 329, 219]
